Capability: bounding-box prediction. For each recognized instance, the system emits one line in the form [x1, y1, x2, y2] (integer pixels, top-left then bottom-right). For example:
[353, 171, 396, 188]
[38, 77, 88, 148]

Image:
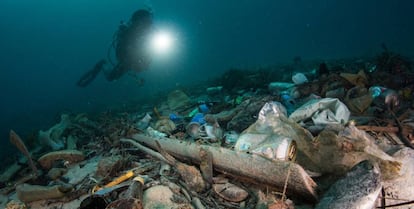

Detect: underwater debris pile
[1, 51, 414, 209]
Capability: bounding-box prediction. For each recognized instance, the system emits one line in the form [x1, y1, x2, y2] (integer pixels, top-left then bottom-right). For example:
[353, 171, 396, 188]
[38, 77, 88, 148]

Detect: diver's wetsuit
[77, 9, 153, 87]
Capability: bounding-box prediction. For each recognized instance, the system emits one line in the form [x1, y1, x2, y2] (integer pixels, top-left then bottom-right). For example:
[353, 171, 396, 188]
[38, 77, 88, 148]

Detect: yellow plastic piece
[105, 170, 134, 188]
[92, 170, 135, 193]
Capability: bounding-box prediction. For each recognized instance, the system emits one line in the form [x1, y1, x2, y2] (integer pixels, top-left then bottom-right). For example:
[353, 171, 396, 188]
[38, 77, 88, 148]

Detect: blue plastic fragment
[198, 104, 209, 113]
[169, 113, 183, 123]
[191, 113, 205, 124]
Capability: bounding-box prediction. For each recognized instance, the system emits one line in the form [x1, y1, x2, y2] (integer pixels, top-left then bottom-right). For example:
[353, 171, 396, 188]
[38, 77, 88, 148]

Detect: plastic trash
[233, 102, 297, 161]
[268, 82, 295, 95]
[340, 70, 368, 87]
[280, 91, 296, 115]
[186, 122, 201, 138]
[191, 113, 205, 124]
[369, 86, 400, 110]
[167, 90, 191, 111]
[369, 86, 387, 98]
[235, 133, 268, 151]
[169, 113, 183, 123]
[135, 113, 151, 130]
[235, 133, 296, 161]
[258, 101, 288, 123]
[250, 135, 297, 161]
[292, 73, 308, 85]
[146, 127, 167, 138]
[224, 131, 239, 144]
[206, 86, 223, 95]
[289, 98, 350, 125]
[204, 124, 223, 142]
[92, 170, 135, 193]
[198, 103, 210, 113]
[344, 86, 373, 113]
[188, 107, 199, 118]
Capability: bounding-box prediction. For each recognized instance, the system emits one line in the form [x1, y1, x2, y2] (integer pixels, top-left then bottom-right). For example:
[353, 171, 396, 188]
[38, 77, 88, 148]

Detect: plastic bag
[289, 98, 350, 125]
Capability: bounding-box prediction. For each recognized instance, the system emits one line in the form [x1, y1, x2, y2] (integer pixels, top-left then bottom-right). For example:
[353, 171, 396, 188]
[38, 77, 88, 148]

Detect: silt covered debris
[1, 50, 414, 209]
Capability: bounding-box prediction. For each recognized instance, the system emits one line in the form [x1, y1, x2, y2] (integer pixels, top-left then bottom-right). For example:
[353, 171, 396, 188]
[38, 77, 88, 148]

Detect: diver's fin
[76, 59, 107, 87]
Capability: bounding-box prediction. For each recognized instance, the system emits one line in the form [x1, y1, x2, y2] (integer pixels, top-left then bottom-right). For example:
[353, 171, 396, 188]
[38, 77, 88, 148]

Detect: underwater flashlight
[150, 30, 175, 55]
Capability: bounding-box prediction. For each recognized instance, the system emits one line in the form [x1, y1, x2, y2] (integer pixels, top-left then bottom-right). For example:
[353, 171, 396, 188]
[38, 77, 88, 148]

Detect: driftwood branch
[120, 138, 167, 162]
[9, 130, 38, 178]
[124, 134, 318, 201]
[356, 125, 398, 133]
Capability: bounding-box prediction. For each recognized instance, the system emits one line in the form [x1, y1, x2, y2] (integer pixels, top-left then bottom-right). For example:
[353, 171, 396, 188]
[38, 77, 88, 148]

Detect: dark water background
[1, 0, 413, 162]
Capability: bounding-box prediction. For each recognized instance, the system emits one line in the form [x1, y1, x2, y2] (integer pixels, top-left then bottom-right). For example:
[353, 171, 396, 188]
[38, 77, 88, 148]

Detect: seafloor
[1, 50, 414, 209]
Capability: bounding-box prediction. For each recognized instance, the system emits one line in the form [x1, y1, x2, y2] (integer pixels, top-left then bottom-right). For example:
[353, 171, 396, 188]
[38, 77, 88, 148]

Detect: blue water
[1, 0, 413, 162]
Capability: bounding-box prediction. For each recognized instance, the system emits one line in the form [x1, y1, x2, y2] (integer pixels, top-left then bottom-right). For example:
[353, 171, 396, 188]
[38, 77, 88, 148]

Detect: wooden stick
[124, 134, 318, 201]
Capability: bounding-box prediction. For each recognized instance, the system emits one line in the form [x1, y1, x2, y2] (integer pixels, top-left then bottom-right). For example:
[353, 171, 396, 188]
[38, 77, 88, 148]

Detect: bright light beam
[150, 30, 174, 55]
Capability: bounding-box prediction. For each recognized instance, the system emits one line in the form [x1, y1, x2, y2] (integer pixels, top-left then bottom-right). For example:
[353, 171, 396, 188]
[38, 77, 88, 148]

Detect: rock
[5, 200, 26, 209]
[143, 185, 192, 209]
[212, 182, 249, 202]
[315, 161, 382, 209]
[38, 150, 85, 170]
[379, 148, 414, 209]
[47, 168, 67, 180]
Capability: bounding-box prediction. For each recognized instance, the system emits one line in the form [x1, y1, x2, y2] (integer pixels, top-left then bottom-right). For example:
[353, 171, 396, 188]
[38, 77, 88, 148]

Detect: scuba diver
[77, 9, 153, 87]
